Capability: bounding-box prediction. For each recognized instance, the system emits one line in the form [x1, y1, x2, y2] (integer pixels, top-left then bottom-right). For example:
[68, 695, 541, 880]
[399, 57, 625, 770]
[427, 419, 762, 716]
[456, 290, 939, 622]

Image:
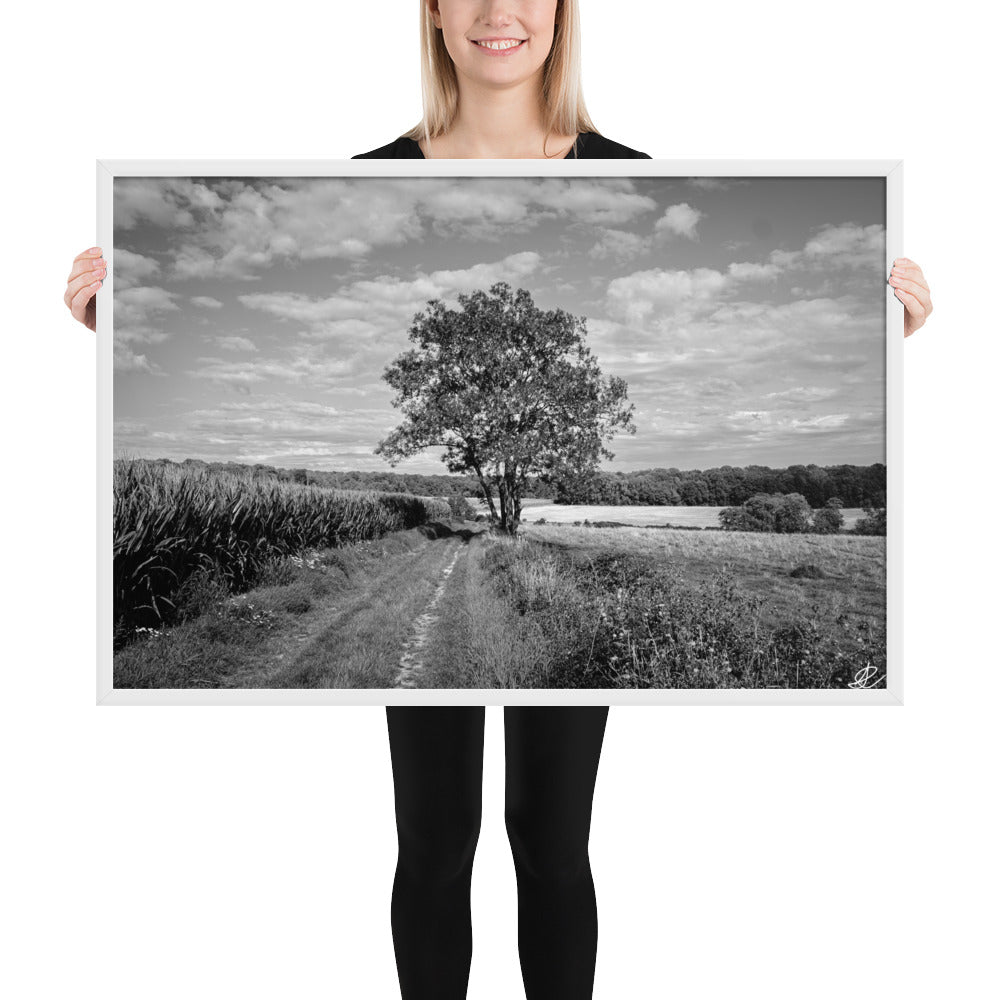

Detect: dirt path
[264, 537, 461, 688]
[253, 522, 491, 689]
[394, 547, 463, 688]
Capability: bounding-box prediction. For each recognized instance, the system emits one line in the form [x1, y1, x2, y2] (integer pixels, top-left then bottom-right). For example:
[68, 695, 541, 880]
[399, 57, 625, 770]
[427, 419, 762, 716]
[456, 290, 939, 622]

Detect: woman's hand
[889, 257, 932, 337]
[65, 246, 106, 332]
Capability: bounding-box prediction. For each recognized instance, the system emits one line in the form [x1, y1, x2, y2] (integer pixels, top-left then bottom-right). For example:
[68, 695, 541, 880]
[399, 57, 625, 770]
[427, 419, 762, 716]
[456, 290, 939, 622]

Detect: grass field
[503, 522, 886, 688]
[478, 499, 868, 529]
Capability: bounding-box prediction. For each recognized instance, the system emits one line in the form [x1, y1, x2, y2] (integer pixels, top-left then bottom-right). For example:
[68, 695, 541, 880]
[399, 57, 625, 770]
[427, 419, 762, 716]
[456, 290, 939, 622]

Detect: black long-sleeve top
[352, 132, 651, 159]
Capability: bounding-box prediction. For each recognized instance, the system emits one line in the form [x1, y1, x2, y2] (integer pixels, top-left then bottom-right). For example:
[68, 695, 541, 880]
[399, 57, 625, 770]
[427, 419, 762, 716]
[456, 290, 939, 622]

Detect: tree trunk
[471, 459, 498, 523]
[497, 478, 510, 532]
[501, 465, 520, 536]
[479, 481, 498, 522]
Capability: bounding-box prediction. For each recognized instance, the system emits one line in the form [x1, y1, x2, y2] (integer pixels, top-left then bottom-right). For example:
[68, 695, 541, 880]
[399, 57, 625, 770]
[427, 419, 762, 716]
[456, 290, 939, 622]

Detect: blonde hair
[401, 0, 601, 157]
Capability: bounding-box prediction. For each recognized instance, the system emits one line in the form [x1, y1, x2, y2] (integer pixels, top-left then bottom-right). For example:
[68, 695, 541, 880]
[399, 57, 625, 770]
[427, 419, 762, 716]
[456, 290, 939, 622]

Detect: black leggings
[386, 706, 610, 1000]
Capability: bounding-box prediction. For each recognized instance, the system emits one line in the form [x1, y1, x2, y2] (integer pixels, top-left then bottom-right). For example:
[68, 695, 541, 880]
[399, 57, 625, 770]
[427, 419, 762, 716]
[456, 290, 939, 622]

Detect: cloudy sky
[113, 174, 886, 473]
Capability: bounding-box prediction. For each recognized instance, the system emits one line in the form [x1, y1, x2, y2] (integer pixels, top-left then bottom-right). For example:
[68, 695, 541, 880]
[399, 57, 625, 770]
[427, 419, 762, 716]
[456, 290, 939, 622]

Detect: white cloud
[685, 179, 749, 192]
[119, 395, 405, 467]
[422, 177, 656, 237]
[191, 296, 223, 309]
[238, 291, 371, 324]
[588, 229, 649, 263]
[727, 260, 781, 281]
[121, 176, 656, 280]
[187, 357, 266, 389]
[767, 223, 885, 271]
[113, 285, 180, 373]
[113, 348, 160, 375]
[114, 178, 215, 229]
[763, 385, 839, 404]
[298, 318, 380, 343]
[605, 267, 728, 324]
[114, 248, 160, 290]
[239, 252, 543, 336]
[802, 222, 885, 267]
[173, 245, 222, 281]
[215, 336, 258, 352]
[187, 349, 364, 393]
[654, 203, 703, 240]
[424, 251, 541, 293]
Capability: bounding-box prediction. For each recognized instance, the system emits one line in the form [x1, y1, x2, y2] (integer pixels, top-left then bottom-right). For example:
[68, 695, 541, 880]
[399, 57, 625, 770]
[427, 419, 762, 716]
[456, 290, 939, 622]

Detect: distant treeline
[554, 463, 886, 509]
[151, 458, 886, 509]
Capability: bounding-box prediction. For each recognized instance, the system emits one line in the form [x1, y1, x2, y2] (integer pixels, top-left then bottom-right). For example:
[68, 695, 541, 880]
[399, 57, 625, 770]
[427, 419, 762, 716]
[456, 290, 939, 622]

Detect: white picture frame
[97, 158, 903, 705]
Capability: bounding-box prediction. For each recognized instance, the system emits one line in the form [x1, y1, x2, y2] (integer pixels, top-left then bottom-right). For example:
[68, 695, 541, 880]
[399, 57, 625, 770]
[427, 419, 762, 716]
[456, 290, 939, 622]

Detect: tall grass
[483, 536, 886, 689]
[113, 459, 449, 644]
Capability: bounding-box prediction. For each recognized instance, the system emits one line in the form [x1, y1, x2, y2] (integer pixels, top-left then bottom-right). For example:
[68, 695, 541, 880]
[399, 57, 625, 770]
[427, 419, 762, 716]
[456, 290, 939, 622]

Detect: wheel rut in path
[394, 546, 463, 688]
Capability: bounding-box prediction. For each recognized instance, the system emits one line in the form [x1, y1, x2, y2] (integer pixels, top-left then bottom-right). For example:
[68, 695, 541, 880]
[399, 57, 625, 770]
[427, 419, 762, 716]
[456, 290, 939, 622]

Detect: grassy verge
[481, 526, 886, 689]
[416, 535, 555, 689]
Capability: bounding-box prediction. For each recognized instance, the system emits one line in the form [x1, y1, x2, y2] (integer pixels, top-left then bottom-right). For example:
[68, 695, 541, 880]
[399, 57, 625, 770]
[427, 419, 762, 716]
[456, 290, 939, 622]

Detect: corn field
[114, 459, 450, 643]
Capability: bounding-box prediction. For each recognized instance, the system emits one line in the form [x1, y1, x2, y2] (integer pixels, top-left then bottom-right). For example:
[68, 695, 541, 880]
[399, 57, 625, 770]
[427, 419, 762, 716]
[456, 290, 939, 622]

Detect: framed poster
[96, 158, 902, 705]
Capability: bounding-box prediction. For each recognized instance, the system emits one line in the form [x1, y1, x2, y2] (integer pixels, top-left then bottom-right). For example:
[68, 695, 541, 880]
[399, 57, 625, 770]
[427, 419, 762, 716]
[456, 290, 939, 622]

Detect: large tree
[375, 282, 636, 535]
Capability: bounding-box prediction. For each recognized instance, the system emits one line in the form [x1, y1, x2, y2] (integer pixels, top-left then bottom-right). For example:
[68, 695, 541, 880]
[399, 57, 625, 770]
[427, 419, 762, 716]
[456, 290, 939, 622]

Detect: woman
[64, 2, 933, 998]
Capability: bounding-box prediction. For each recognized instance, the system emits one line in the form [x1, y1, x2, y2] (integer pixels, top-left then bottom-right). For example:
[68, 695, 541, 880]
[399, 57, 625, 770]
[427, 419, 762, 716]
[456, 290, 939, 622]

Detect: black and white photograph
[103, 163, 898, 698]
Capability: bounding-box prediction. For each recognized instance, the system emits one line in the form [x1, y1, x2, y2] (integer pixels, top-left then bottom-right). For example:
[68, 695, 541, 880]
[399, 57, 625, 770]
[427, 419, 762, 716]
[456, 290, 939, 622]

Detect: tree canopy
[375, 282, 635, 533]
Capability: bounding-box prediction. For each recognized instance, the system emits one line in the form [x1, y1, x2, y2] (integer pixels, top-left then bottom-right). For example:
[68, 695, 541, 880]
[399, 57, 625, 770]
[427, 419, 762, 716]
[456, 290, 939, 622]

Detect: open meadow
[483, 499, 869, 530]
[494, 522, 885, 688]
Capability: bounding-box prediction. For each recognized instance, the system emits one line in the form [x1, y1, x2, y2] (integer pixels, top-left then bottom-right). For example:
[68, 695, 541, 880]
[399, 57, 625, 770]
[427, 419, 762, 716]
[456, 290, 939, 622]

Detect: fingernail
[88, 246, 102, 254]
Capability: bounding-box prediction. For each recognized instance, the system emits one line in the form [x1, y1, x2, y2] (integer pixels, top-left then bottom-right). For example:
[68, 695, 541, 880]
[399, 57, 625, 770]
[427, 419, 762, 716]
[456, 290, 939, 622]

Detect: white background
[2, 1, 996, 998]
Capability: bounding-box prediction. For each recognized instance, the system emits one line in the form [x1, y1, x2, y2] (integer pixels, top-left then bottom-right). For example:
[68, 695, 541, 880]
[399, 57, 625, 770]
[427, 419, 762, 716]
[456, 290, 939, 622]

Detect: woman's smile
[470, 37, 527, 56]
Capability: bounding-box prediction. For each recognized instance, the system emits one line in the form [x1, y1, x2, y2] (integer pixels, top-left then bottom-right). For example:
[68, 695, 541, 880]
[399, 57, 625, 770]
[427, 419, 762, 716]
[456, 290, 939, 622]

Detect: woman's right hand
[65, 247, 106, 331]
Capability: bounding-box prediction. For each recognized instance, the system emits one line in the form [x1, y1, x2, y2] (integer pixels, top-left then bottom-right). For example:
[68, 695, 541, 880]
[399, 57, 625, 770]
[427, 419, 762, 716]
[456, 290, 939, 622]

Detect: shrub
[720, 492, 813, 533]
[446, 494, 478, 520]
[790, 564, 827, 579]
[853, 506, 887, 536]
[811, 498, 844, 534]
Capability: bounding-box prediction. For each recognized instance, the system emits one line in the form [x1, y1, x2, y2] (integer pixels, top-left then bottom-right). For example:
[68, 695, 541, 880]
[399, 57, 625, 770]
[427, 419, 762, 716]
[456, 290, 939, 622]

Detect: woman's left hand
[888, 258, 933, 337]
